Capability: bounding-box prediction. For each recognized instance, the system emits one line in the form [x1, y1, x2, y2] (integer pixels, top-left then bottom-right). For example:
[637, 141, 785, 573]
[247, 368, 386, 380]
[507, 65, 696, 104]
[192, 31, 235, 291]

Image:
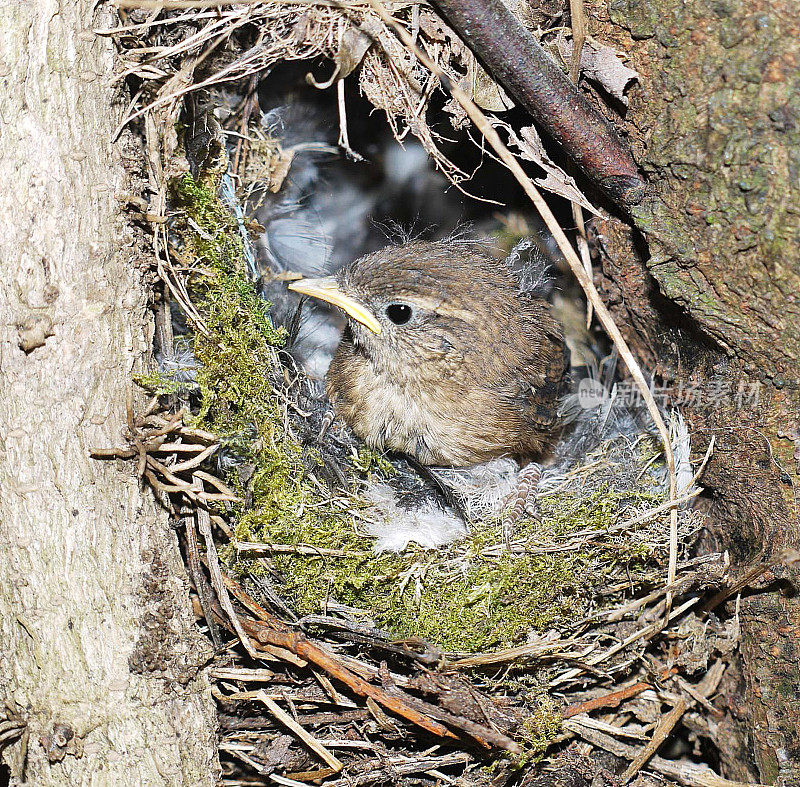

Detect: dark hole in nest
[659, 719, 722, 772]
[256, 60, 578, 247]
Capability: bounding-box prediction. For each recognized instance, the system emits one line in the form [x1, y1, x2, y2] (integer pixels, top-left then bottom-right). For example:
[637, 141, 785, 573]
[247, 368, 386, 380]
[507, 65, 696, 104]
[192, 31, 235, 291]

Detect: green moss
[133, 369, 183, 396]
[240, 472, 663, 652]
[352, 446, 396, 477]
[170, 172, 348, 552]
[518, 696, 563, 764]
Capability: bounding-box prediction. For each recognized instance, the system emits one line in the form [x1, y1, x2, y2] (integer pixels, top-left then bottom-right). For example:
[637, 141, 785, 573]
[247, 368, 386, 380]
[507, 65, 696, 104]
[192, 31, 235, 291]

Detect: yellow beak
[288, 276, 382, 335]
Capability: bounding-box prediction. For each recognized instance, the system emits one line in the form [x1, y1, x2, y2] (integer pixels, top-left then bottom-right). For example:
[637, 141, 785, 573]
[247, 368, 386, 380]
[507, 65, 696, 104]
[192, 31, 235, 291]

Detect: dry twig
[257, 691, 344, 773]
[621, 697, 688, 782]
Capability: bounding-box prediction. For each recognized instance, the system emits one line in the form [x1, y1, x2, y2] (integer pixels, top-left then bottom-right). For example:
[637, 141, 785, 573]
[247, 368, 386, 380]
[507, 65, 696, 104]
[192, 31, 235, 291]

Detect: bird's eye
[385, 303, 413, 325]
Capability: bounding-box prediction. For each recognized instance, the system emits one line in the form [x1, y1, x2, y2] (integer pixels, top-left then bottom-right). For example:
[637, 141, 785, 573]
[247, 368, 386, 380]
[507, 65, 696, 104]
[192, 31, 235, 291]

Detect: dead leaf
[268, 147, 295, 193]
[336, 25, 373, 79]
[418, 8, 449, 42]
[496, 120, 599, 214]
[555, 34, 639, 106]
[444, 96, 470, 129]
[472, 62, 515, 112]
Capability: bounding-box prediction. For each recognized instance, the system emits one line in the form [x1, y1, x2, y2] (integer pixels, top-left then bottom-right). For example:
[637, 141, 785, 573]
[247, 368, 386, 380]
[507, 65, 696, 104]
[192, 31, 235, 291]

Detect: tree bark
[0, 1, 219, 783]
[584, 0, 800, 782]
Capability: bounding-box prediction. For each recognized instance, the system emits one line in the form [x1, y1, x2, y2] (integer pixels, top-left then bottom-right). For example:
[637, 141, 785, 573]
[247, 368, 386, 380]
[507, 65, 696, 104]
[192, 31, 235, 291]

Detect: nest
[98, 2, 761, 785]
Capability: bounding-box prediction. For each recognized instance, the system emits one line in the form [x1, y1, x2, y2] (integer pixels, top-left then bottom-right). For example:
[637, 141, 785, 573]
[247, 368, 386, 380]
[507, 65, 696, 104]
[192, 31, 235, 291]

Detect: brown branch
[562, 668, 677, 718]
[241, 616, 456, 740]
[210, 569, 516, 749]
[217, 572, 521, 753]
[429, 0, 644, 205]
[563, 681, 648, 718]
[242, 616, 525, 752]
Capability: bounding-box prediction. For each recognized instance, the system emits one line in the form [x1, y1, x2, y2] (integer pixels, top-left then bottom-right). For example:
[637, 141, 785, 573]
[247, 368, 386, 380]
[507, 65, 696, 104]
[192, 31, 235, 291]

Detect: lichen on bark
[607, 0, 800, 378]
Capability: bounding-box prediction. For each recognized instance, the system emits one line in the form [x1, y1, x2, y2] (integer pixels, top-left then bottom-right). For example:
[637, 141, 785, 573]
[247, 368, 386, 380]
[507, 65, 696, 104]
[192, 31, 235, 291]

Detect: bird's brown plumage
[320, 240, 568, 467]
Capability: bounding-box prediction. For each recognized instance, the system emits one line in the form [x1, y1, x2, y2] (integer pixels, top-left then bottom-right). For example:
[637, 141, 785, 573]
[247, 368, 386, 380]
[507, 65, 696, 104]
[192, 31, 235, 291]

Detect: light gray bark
[0, 1, 219, 783]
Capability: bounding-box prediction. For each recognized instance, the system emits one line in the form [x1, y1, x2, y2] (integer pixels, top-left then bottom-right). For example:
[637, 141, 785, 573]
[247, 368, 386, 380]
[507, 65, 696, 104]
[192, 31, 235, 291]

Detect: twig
[235, 542, 369, 558]
[0, 717, 26, 749]
[169, 442, 218, 471]
[257, 691, 344, 773]
[336, 77, 365, 161]
[184, 514, 222, 648]
[211, 667, 275, 682]
[239, 615, 521, 753]
[612, 487, 702, 530]
[191, 469, 239, 498]
[447, 639, 577, 669]
[551, 596, 698, 687]
[195, 496, 260, 659]
[428, 0, 644, 205]
[568, 0, 587, 83]
[602, 555, 722, 622]
[703, 547, 800, 611]
[573, 206, 593, 328]
[562, 669, 676, 718]
[564, 717, 767, 787]
[211, 574, 502, 745]
[567, 0, 593, 326]
[621, 698, 688, 782]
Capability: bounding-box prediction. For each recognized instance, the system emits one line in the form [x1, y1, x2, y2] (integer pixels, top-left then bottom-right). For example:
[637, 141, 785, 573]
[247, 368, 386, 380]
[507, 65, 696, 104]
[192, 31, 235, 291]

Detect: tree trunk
[0, 1, 219, 783]
[585, 0, 800, 782]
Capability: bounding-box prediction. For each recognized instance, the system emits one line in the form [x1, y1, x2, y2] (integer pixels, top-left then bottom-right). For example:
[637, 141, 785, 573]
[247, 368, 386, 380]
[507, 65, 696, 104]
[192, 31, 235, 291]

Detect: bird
[288, 239, 569, 469]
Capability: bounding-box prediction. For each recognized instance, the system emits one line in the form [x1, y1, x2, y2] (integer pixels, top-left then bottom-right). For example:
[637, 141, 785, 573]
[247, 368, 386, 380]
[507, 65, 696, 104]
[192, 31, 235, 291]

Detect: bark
[0, 1, 219, 783]
[583, 0, 800, 782]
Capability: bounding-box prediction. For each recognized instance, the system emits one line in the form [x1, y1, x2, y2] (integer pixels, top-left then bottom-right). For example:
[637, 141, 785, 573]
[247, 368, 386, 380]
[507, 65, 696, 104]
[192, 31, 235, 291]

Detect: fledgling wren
[289, 240, 568, 467]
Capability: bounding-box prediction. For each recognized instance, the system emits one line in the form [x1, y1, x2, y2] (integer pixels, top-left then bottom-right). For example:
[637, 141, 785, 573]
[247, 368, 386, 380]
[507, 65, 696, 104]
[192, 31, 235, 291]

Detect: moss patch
[237, 475, 662, 652]
[171, 172, 350, 546]
[518, 695, 563, 764]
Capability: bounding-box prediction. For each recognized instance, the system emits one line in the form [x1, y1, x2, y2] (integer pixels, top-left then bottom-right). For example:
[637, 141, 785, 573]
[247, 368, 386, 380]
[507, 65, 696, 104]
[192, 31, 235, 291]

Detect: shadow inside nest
[139, 70, 738, 787]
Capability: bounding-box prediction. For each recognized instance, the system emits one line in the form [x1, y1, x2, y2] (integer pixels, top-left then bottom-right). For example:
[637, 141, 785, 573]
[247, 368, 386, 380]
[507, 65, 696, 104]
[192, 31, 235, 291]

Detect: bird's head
[288, 240, 523, 375]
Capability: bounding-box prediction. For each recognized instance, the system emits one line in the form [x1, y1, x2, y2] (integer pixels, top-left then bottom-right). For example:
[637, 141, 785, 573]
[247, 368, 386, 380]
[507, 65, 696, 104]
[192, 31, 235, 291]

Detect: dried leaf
[496, 120, 599, 214]
[267, 147, 295, 193]
[418, 8, 449, 42]
[472, 63, 515, 112]
[555, 34, 639, 106]
[336, 25, 373, 78]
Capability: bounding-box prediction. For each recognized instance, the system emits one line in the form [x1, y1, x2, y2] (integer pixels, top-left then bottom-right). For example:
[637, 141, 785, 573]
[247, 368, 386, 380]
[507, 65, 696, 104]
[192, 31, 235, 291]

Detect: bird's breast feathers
[328, 349, 535, 466]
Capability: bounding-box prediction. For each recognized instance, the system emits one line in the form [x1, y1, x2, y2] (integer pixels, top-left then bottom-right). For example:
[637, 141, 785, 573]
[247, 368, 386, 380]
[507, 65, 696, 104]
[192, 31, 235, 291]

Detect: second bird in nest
[289, 240, 568, 468]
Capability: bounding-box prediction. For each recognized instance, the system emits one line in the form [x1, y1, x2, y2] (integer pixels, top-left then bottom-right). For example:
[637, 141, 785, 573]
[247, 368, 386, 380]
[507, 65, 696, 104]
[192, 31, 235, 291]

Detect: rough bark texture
[0, 1, 219, 783]
[584, 0, 800, 782]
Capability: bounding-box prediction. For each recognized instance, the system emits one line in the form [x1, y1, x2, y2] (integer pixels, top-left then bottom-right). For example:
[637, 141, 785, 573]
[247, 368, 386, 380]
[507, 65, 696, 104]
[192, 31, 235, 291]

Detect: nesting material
[156, 160, 703, 657]
[235, 401, 704, 652]
[362, 481, 469, 551]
